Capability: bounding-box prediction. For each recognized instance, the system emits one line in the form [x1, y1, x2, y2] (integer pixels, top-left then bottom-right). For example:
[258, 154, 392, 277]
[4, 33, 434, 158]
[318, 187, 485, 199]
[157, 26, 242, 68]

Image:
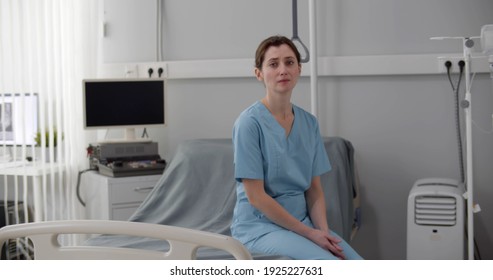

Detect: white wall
[96, 0, 493, 259]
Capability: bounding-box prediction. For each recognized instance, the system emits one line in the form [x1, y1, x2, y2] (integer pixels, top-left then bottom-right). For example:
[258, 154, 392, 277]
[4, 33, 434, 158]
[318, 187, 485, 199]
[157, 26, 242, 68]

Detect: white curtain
[0, 0, 99, 234]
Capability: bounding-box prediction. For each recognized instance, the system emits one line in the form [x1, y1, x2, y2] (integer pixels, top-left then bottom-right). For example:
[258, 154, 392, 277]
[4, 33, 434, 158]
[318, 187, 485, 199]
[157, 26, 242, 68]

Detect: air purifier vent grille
[408, 178, 465, 259]
[414, 195, 456, 226]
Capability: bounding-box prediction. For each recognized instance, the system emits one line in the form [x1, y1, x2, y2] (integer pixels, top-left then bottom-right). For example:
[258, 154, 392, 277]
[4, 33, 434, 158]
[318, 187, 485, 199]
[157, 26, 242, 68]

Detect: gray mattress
[86, 137, 359, 259]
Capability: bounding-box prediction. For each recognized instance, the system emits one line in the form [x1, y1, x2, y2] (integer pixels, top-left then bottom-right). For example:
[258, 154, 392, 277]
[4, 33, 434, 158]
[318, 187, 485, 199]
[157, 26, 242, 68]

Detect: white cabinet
[83, 171, 161, 221]
[102, 0, 158, 63]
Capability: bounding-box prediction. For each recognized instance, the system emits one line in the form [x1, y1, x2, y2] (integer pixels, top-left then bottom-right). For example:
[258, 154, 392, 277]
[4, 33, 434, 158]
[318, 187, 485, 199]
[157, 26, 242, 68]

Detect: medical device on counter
[82, 78, 167, 177]
[87, 142, 166, 177]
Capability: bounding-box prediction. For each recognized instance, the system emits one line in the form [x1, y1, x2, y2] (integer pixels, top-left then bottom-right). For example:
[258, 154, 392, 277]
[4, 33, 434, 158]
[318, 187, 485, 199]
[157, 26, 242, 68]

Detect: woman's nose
[279, 63, 288, 74]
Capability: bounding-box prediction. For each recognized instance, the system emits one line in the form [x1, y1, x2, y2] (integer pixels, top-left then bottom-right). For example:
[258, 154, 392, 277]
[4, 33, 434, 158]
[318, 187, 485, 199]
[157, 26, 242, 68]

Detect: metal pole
[463, 38, 474, 260]
[309, 0, 318, 117]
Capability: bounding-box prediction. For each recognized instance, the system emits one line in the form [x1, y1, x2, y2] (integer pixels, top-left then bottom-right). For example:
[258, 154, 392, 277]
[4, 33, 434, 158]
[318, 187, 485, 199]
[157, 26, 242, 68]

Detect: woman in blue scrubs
[231, 35, 362, 260]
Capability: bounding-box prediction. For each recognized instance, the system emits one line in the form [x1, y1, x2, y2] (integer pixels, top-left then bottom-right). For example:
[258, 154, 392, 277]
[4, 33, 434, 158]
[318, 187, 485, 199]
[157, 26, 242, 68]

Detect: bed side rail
[0, 220, 252, 260]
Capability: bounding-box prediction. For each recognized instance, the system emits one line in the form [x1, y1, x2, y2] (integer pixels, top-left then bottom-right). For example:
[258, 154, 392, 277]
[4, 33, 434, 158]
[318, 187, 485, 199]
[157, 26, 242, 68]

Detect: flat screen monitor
[0, 93, 38, 146]
[83, 78, 166, 142]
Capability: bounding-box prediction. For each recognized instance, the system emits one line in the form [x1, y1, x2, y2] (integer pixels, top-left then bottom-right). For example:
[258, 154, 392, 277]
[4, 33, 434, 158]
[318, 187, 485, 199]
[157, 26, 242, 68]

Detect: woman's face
[255, 44, 301, 96]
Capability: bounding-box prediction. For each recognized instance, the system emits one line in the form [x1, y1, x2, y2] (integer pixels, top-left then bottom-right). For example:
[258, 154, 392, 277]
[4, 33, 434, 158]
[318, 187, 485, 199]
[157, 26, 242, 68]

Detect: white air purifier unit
[407, 178, 465, 260]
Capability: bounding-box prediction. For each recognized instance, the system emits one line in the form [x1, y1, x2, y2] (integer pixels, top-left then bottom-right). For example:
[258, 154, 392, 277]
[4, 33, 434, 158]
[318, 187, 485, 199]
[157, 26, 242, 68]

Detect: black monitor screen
[83, 79, 165, 128]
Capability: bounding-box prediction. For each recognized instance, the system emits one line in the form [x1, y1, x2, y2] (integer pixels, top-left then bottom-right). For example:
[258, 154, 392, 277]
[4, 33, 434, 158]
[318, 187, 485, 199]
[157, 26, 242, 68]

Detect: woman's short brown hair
[255, 35, 301, 69]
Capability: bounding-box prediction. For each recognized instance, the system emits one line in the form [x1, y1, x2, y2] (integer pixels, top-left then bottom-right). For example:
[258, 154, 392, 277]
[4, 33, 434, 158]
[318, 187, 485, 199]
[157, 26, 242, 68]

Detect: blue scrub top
[231, 101, 331, 244]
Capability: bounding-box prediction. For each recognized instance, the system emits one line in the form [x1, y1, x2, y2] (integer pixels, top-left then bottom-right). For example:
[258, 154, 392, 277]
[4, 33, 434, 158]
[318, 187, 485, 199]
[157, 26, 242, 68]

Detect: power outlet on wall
[437, 56, 464, 73]
[138, 63, 167, 78]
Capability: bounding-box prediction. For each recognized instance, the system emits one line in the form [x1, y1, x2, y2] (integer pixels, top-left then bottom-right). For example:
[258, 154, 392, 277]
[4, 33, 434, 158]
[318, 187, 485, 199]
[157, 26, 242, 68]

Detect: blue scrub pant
[245, 230, 363, 260]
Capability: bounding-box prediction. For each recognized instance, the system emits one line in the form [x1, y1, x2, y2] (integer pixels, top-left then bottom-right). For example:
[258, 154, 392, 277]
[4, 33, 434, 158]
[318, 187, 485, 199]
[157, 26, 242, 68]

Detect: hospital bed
[0, 137, 360, 260]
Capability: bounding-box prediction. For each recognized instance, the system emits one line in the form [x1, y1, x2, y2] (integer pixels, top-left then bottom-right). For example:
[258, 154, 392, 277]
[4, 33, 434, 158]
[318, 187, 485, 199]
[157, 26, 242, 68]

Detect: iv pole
[431, 36, 479, 260]
[462, 37, 475, 261]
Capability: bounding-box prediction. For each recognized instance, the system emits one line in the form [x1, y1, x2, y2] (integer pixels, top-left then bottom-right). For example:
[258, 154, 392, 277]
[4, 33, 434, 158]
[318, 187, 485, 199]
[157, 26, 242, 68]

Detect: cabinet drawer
[111, 204, 141, 221]
[109, 182, 155, 204]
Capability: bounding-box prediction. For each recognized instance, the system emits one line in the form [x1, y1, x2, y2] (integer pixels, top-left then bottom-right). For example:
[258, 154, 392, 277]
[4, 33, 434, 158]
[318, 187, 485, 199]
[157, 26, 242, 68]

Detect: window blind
[0, 0, 99, 259]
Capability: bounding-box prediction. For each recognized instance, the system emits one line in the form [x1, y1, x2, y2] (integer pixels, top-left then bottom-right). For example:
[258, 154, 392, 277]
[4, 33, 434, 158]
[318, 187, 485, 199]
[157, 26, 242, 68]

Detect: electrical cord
[446, 61, 455, 91]
[76, 168, 97, 207]
[464, 221, 483, 260]
[474, 237, 482, 260]
[445, 60, 465, 184]
[466, 72, 493, 134]
[456, 61, 465, 184]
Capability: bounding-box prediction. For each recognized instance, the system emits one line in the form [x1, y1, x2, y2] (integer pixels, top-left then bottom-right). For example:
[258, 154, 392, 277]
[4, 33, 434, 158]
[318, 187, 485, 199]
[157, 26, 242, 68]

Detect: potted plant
[34, 130, 60, 147]
[34, 130, 62, 162]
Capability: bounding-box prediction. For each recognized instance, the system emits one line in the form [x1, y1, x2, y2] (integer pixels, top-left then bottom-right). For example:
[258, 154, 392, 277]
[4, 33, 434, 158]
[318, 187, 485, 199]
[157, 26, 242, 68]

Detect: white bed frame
[0, 220, 252, 260]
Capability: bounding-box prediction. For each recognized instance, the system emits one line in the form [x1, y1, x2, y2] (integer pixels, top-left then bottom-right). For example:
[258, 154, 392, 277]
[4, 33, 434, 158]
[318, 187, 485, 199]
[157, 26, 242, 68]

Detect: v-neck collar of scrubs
[258, 101, 296, 139]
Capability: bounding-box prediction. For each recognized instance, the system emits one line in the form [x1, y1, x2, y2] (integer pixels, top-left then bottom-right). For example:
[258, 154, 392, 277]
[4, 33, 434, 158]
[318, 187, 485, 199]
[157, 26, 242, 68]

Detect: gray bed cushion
[86, 137, 358, 259]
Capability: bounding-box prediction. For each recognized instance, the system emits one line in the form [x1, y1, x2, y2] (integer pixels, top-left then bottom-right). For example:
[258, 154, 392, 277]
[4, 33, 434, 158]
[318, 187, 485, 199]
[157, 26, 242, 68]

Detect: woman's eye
[269, 62, 278, 67]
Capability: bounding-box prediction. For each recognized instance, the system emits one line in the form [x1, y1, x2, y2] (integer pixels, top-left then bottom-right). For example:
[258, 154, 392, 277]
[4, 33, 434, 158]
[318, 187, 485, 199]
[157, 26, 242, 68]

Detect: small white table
[0, 161, 64, 222]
